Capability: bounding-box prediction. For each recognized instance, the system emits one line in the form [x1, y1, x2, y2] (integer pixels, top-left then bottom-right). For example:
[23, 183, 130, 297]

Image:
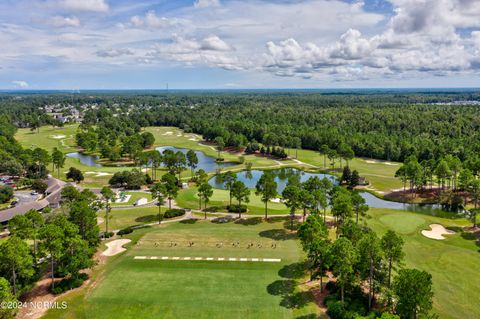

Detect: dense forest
[2, 90, 480, 164]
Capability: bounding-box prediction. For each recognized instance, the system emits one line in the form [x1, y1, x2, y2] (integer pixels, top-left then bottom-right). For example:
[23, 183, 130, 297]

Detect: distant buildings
[0, 177, 67, 224]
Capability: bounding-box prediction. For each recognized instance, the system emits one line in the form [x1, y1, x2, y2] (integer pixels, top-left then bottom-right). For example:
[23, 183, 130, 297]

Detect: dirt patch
[422, 224, 455, 240]
[102, 239, 132, 256]
[16, 277, 57, 319]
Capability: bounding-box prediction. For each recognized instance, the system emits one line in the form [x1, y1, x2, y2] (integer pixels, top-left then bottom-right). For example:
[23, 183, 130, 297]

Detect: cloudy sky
[1, 0, 479, 89]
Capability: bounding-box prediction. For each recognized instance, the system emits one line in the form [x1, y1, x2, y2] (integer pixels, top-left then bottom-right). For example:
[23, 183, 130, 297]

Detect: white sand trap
[385, 162, 399, 166]
[85, 171, 112, 177]
[102, 239, 131, 256]
[176, 134, 182, 137]
[162, 131, 173, 135]
[95, 172, 112, 177]
[421, 224, 455, 240]
[270, 198, 283, 203]
[51, 135, 66, 139]
[366, 159, 398, 166]
[188, 138, 198, 141]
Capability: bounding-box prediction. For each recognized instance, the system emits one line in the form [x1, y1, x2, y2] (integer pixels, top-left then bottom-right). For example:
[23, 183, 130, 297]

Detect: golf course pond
[156, 146, 237, 171]
[67, 146, 237, 172]
[209, 168, 449, 215]
[67, 152, 102, 167]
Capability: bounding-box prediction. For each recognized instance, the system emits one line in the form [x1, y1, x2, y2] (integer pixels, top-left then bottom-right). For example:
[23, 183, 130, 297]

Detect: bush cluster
[226, 205, 247, 213]
[51, 273, 88, 295]
[164, 208, 185, 219]
[117, 227, 133, 236]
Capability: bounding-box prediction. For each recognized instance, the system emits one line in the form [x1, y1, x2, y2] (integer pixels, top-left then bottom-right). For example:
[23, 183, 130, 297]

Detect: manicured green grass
[289, 148, 403, 193]
[99, 206, 168, 230]
[15, 125, 131, 187]
[44, 219, 322, 319]
[367, 208, 479, 319]
[176, 187, 289, 215]
[110, 191, 152, 207]
[15, 125, 403, 195]
[15, 125, 79, 153]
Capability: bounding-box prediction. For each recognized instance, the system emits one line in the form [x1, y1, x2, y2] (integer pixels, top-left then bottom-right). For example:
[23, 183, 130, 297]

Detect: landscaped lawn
[15, 125, 404, 196]
[44, 219, 322, 319]
[110, 191, 152, 207]
[44, 205, 480, 319]
[99, 206, 170, 230]
[289, 148, 404, 193]
[176, 187, 290, 215]
[366, 208, 479, 319]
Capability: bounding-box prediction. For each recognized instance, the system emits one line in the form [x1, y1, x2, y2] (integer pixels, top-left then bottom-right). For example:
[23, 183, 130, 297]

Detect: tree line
[0, 186, 101, 318]
[396, 154, 480, 226]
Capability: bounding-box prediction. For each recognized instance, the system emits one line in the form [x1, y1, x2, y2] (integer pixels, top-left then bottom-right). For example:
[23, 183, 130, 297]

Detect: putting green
[378, 213, 426, 234]
[368, 208, 479, 319]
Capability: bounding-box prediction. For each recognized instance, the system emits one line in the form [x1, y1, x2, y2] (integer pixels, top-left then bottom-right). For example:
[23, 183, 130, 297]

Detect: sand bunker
[421, 224, 455, 240]
[365, 159, 398, 166]
[102, 239, 131, 256]
[162, 131, 173, 135]
[51, 135, 66, 139]
[85, 171, 113, 177]
[270, 198, 283, 203]
[384, 162, 399, 166]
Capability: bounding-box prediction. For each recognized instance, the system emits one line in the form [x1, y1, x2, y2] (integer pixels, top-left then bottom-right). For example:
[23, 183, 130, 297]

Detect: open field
[43, 219, 322, 319]
[15, 125, 403, 196]
[15, 125, 128, 187]
[98, 205, 171, 230]
[366, 208, 479, 319]
[176, 186, 290, 215]
[42, 207, 480, 319]
[288, 148, 403, 193]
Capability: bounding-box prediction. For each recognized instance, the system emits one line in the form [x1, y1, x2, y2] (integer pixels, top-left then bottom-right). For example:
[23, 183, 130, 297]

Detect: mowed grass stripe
[133, 256, 282, 262]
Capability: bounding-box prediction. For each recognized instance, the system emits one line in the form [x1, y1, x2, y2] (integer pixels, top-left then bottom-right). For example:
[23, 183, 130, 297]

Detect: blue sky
[1, 0, 479, 89]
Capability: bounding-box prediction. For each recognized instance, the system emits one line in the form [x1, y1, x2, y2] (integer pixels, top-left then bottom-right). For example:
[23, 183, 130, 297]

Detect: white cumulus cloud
[12, 80, 29, 88]
[194, 0, 220, 8]
[49, 16, 80, 27]
[62, 0, 109, 13]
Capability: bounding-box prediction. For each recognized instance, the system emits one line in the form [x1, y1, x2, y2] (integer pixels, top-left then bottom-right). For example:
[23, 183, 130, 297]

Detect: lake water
[156, 146, 237, 172]
[208, 168, 448, 214]
[66, 152, 102, 167]
[67, 147, 237, 172]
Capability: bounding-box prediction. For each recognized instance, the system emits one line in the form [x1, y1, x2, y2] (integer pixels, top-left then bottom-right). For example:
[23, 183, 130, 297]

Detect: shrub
[66, 167, 84, 183]
[227, 205, 247, 213]
[204, 205, 225, 212]
[118, 227, 133, 236]
[164, 209, 185, 219]
[102, 232, 114, 238]
[51, 274, 88, 295]
[0, 185, 14, 204]
[326, 300, 347, 319]
[31, 179, 48, 193]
